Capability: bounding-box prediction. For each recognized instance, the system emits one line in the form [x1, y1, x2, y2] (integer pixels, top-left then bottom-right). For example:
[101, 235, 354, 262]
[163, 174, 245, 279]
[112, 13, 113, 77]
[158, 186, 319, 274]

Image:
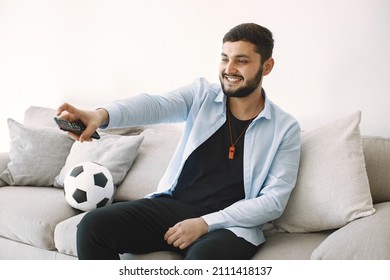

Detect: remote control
[54, 117, 100, 139]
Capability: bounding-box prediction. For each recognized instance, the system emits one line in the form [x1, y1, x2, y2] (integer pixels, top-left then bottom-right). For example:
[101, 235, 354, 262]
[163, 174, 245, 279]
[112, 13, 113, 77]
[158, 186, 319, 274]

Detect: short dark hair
[223, 23, 274, 63]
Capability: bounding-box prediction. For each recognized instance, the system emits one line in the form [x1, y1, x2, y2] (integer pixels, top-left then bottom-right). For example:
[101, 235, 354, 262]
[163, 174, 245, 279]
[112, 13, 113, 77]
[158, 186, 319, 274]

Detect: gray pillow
[311, 202, 390, 259]
[274, 111, 375, 232]
[114, 127, 182, 201]
[0, 119, 74, 186]
[54, 134, 144, 187]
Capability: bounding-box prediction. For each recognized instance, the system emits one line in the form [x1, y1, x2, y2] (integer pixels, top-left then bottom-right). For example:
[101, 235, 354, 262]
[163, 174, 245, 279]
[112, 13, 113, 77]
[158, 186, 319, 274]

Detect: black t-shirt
[172, 109, 251, 212]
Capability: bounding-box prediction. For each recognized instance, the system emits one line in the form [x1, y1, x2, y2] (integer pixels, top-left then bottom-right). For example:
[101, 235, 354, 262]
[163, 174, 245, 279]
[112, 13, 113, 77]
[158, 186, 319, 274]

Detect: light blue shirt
[103, 78, 301, 245]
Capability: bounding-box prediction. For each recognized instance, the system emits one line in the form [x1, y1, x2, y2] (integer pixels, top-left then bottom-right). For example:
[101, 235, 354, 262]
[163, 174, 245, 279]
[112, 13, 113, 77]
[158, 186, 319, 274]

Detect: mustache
[223, 73, 244, 79]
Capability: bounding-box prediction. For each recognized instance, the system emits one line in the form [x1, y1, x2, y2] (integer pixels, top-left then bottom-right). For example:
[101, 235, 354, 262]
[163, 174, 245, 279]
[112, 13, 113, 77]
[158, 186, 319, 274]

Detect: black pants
[77, 197, 258, 260]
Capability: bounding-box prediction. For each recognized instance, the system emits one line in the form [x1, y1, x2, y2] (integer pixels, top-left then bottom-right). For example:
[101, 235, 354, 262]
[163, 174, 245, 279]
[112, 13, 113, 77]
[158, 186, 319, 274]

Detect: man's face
[219, 41, 263, 98]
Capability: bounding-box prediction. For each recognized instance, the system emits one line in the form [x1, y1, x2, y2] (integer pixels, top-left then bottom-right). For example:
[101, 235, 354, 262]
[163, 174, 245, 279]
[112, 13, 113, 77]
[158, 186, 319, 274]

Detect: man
[57, 23, 301, 260]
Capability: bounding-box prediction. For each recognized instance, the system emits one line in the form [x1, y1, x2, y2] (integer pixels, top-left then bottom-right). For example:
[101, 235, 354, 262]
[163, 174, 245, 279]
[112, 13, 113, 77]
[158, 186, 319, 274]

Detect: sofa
[0, 106, 389, 260]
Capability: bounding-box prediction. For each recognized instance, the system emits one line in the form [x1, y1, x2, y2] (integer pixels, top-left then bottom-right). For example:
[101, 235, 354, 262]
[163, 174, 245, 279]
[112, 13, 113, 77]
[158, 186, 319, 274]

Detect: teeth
[226, 76, 241, 82]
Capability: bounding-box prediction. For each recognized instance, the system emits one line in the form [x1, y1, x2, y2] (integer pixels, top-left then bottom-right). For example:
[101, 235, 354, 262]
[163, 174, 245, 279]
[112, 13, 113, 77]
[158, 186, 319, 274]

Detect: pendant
[229, 146, 235, 160]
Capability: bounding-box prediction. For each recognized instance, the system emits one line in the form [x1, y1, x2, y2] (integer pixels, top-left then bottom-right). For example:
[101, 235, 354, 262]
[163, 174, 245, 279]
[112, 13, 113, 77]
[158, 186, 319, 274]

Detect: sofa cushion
[54, 211, 182, 260]
[115, 127, 182, 201]
[0, 186, 79, 250]
[252, 231, 332, 260]
[0, 119, 74, 187]
[54, 212, 87, 256]
[362, 136, 390, 204]
[274, 111, 375, 232]
[54, 134, 144, 188]
[311, 202, 390, 259]
[120, 251, 182, 260]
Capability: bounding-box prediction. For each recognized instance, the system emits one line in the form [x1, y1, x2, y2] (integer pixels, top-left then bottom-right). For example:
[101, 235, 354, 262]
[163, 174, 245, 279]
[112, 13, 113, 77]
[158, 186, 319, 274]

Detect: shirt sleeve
[102, 83, 197, 128]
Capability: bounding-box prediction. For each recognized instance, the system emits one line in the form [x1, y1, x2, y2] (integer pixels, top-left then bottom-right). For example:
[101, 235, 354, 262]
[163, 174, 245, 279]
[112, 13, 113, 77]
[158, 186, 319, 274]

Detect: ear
[262, 58, 274, 76]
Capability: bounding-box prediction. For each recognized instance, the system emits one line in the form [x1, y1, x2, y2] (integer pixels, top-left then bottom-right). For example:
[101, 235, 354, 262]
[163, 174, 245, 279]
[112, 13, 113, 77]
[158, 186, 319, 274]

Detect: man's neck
[228, 89, 265, 121]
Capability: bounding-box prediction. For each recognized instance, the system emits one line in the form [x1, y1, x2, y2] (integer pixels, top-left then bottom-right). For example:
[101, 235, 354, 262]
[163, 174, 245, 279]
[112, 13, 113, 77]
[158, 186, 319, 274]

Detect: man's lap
[78, 196, 258, 259]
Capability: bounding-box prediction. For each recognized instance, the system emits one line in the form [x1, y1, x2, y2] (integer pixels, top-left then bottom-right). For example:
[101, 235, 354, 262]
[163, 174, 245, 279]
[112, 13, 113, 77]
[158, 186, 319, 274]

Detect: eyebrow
[221, 52, 251, 59]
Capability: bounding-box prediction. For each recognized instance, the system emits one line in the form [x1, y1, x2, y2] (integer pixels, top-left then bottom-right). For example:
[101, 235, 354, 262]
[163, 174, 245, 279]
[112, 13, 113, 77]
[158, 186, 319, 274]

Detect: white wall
[1, 0, 389, 152]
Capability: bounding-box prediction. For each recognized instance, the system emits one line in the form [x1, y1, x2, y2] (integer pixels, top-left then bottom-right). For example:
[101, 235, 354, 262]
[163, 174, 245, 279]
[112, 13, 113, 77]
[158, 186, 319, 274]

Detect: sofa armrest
[311, 202, 390, 259]
[0, 152, 10, 173]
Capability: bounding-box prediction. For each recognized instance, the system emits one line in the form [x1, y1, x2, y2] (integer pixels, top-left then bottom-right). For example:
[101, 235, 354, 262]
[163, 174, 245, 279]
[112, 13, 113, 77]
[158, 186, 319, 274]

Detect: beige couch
[0, 106, 389, 260]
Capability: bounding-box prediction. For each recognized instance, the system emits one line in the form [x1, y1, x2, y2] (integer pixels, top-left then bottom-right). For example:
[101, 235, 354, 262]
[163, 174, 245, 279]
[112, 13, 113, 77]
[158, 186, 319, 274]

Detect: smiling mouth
[224, 74, 243, 82]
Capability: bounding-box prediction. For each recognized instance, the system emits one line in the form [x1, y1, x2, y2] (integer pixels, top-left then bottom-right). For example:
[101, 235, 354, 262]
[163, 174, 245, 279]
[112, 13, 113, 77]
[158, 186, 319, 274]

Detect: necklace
[227, 97, 262, 160]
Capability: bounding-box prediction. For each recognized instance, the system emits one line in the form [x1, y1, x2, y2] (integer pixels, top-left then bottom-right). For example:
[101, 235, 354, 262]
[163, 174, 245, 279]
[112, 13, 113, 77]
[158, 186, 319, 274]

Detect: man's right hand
[56, 103, 109, 142]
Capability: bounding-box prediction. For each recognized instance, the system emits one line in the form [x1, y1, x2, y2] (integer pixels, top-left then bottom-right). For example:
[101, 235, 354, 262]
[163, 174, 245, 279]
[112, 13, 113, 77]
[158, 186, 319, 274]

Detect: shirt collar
[257, 89, 272, 120]
[214, 86, 273, 121]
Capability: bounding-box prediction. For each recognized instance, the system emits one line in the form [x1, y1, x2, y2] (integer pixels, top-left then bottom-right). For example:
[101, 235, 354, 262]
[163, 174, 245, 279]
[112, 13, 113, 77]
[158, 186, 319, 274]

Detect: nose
[224, 61, 238, 75]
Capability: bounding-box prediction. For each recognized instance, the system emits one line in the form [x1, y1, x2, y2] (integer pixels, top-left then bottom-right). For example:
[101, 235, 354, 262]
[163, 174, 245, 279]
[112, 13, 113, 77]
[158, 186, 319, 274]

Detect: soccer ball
[64, 161, 115, 212]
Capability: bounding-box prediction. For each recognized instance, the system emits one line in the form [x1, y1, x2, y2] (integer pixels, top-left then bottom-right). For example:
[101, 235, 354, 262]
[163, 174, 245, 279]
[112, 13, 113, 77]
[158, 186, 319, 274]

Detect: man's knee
[77, 208, 109, 241]
[76, 208, 122, 260]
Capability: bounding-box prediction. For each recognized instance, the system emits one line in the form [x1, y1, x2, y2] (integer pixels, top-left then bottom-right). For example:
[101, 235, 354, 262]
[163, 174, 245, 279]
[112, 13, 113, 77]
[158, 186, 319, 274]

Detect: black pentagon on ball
[94, 172, 108, 188]
[73, 188, 87, 203]
[70, 165, 84, 177]
[97, 198, 110, 208]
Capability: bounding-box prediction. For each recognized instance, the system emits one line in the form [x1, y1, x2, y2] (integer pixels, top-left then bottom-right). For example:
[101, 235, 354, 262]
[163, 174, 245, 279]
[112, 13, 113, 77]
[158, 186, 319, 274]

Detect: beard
[220, 66, 263, 98]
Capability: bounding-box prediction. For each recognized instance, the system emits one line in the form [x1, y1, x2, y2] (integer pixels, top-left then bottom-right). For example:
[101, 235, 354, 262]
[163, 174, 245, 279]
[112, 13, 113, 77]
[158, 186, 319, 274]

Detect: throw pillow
[23, 106, 57, 128]
[273, 111, 375, 232]
[0, 119, 74, 186]
[54, 134, 144, 188]
[114, 127, 182, 201]
[311, 202, 390, 259]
